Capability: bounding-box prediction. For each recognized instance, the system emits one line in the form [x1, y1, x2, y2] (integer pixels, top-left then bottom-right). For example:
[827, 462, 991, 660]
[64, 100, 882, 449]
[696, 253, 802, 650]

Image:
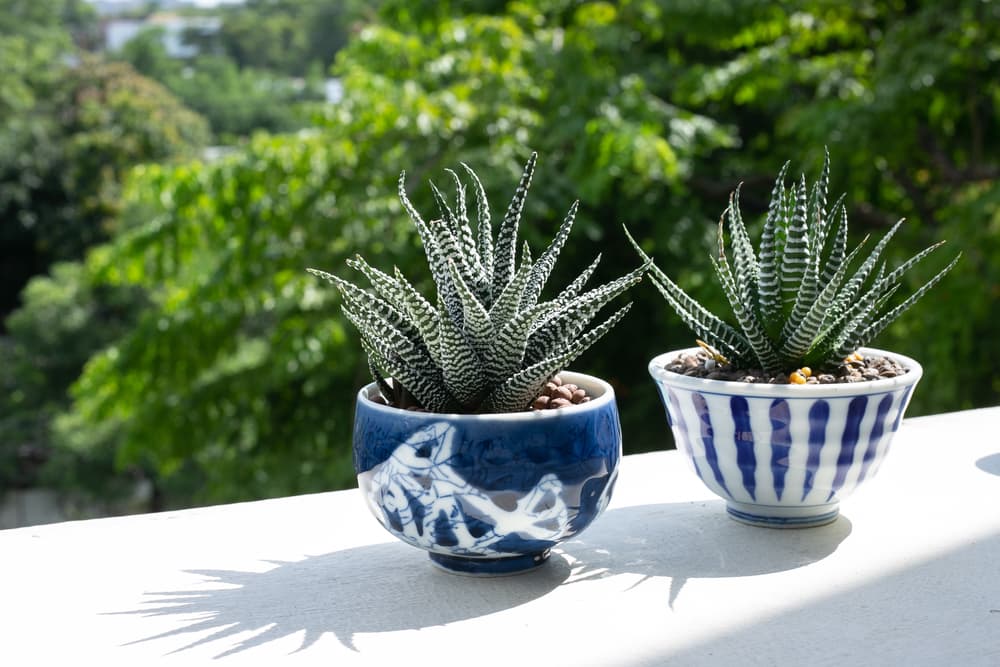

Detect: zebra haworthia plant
[309, 153, 646, 413]
[629, 150, 960, 377]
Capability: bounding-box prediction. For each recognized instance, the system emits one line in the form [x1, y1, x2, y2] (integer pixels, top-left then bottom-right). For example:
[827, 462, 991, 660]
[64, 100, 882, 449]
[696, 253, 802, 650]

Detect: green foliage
[631, 153, 959, 375]
[213, 0, 372, 76]
[61, 133, 429, 504]
[55, 3, 721, 504]
[119, 30, 322, 139]
[0, 262, 146, 494]
[650, 0, 1000, 412]
[6, 0, 996, 510]
[0, 11, 210, 316]
[310, 154, 644, 413]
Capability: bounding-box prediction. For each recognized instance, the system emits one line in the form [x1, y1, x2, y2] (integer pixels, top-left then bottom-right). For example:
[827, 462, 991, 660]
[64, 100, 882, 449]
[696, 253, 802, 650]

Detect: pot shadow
[556, 500, 853, 607]
[975, 453, 1000, 476]
[113, 502, 850, 658]
[111, 540, 572, 658]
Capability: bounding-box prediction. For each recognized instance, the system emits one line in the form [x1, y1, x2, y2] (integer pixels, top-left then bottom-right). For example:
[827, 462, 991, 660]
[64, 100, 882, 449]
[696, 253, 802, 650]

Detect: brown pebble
[563, 383, 578, 393]
[554, 386, 573, 401]
[544, 382, 558, 395]
[579, 396, 591, 403]
[572, 389, 587, 402]
[531, 396, 551, 410]
[550, 397, 572, 409]
[552, 375, 563, 386]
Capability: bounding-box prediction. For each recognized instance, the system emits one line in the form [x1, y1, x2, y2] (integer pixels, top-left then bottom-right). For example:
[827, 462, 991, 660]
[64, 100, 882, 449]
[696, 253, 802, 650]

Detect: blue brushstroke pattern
[857, 394, 893, 484]
[668, 387, 706, 484]
[693, 392, 732, 499]
[769, 399, 792, 501]
[827, 396, 868, 501]
[892, 385, 914, 432]
[730, 396, 757, 501]
[802, 400, 830, 501]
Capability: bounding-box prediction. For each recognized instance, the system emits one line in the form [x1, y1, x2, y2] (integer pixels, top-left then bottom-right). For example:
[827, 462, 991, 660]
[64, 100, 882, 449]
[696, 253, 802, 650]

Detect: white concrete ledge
[2, 407, 999, 665]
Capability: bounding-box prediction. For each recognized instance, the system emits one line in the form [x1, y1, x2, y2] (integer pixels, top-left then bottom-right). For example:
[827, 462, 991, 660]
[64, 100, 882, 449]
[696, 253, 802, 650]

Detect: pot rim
[355, 369, 616, 420]
[648, 346, 923, 398]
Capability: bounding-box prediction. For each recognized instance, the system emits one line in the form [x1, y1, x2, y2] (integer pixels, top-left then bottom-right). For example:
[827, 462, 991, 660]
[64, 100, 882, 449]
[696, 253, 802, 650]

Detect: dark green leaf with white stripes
[310, 154, 641, 412]
[630, 153, 959, 375]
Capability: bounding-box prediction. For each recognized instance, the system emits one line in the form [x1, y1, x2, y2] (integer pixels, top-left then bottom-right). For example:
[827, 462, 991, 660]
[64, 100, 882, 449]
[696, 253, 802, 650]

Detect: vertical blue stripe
[892, 385, 914, 432]
[857, 394, 893, 484]
[769, 399, 791, 501]
[827, 396, 869, 501]
[692, 392, 732, 499]
[802, 400, 829, 501]
[667, 388, 689, 455]
[668, 388, 706, 484]
[730, 396, 756, 501]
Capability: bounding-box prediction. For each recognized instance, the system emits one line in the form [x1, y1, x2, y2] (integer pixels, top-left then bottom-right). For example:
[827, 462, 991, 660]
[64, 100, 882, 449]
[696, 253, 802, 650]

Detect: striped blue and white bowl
[648, 347, 922, 528]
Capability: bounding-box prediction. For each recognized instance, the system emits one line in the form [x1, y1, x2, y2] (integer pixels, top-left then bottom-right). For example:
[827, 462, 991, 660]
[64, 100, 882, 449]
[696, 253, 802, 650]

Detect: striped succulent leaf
[629, 150, 960, 376]
[309, 153, 646, 413]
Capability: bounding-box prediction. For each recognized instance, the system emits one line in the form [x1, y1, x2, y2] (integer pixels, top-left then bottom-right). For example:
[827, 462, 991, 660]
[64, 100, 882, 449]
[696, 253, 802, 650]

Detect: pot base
[428, 549, 552, 576]
[726, 501, 840, 529]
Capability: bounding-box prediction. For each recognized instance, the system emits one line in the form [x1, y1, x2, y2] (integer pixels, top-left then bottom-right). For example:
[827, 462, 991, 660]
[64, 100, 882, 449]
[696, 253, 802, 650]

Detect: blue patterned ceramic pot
[649, 347, 922, 528]
[353, 371, 621, 575]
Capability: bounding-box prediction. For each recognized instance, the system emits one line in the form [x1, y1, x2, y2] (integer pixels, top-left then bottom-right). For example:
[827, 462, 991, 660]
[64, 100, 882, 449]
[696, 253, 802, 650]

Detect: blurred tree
[118, 26, 180, 82]
[214, 0, 374, 76]
[59, 1, 731, 504]
[119, 28, 323, 139]
[64, 136, 425, 504]
[162, 56, 322, 139]
[654, 0, 1000, 414]
[0, 263, 147, 497]
[0, 0, 209, 501]
[10, 0, 996, 510]
[0, 1, 210, 320]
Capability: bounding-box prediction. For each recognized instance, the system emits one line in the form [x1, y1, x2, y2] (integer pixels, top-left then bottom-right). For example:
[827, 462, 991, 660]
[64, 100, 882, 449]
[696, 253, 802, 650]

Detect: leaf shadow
[557, 500, 853, 607]
[110, 540, 572, 658]
[112, 501, 849, 658]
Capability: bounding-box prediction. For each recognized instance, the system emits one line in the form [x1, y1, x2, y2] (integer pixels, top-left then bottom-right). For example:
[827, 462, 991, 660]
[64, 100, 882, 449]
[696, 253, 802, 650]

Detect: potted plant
[629, 151, 959, 528]
[309, 153, 645, 574]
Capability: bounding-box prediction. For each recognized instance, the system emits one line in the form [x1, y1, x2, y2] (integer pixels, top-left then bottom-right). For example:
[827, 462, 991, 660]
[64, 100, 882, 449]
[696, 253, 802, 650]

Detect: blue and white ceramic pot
[353, 371, 621, 576]
[649, 347, 922, 528]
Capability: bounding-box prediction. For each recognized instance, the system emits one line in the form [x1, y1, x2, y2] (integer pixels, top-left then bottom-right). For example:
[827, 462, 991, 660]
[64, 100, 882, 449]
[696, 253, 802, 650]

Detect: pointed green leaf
[521, 200, 578, 311]
[461, 162, 494, 305]
[446, 259, 492, 354]
[758, 161, 790, 326]
[483, 302, 633, 412]
[493, 152, 536, 295]
[556, 253, 602, 305]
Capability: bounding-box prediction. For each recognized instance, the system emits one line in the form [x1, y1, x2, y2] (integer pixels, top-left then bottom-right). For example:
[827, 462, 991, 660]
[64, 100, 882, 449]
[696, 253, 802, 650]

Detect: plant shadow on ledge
[114, 543, 573, 656]
[629, 149, 960, 529]
[111, 503, 850, 657]
[308, 153, 647, 575]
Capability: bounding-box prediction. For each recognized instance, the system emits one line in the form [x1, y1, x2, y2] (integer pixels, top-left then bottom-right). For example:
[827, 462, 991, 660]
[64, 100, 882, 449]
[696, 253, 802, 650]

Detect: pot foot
[726, 501, 840, 529]
[428, 550, 551, 576]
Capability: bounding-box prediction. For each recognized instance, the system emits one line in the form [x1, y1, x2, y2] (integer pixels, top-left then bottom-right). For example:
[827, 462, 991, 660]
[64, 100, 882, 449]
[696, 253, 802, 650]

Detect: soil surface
[663, 350, 908, 384]
[370, 374, 593, 412]
[530, 374, 593, 410]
